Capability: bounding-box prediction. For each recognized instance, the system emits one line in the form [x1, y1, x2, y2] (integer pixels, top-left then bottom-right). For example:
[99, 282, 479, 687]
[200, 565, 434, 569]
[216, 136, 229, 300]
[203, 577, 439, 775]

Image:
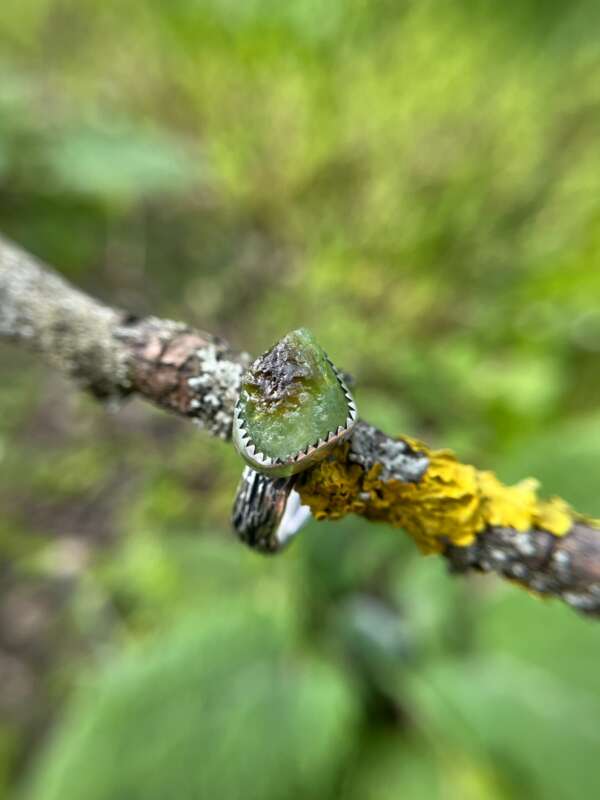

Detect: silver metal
[232, 342, 358, 553]
[232, 467, 311, 553]
[232, 358, 358, 478]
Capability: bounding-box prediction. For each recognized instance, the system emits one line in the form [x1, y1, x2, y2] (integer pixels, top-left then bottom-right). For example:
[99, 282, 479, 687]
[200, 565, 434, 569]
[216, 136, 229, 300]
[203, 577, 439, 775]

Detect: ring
[232, 467, 312, 553]
[231, 328, 357, 553]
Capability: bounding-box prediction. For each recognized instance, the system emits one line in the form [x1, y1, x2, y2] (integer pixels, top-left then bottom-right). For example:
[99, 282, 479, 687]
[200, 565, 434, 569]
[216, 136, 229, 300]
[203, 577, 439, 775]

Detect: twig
[2, 234, 600, 616]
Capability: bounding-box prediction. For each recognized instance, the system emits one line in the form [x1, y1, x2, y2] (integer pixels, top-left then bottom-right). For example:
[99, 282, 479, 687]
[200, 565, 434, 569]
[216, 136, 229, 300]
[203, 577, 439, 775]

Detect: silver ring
[231, 467, 312, 553]
[230, 329, 357, 554]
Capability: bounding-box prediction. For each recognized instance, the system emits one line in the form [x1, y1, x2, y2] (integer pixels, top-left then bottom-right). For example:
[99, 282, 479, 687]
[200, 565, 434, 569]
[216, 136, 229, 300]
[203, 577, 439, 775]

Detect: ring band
[232, 467, 311, 553]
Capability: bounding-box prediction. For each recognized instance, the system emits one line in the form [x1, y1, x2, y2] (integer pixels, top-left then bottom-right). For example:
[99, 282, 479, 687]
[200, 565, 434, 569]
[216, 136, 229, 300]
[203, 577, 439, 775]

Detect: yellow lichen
[297, 439, 578, 554]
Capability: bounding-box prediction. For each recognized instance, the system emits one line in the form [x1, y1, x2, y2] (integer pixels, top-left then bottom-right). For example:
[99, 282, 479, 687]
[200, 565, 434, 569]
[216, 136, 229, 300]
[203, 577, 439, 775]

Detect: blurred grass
[1, 1, 600, 798]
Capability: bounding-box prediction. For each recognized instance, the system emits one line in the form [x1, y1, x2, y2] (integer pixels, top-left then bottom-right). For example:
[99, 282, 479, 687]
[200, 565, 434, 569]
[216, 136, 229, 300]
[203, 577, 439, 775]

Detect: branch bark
[0, 234, 248, 437]
[2, 234, 600, 616]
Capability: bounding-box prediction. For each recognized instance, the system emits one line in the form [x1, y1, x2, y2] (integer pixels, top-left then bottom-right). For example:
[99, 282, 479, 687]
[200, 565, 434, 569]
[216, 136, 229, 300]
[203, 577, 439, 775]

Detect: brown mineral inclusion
[238, 328, 350, 461]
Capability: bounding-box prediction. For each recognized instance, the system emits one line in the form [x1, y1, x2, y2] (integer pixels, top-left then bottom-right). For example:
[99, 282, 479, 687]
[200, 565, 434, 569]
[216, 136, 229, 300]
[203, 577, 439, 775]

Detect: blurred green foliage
[2, 1, 600, 799]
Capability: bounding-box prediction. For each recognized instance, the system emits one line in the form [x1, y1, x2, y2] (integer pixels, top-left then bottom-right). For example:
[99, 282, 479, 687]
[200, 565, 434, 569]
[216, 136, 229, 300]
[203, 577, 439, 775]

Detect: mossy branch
[2, 234, 600, 616]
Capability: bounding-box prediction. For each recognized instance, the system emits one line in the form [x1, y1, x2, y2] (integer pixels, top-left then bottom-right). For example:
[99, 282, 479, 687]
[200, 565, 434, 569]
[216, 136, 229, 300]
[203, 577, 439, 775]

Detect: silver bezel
[232, 358, 358, 478]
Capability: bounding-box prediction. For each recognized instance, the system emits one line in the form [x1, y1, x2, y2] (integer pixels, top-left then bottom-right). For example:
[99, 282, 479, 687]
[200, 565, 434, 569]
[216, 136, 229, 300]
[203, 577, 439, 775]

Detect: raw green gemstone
[239, 328, 349, 461]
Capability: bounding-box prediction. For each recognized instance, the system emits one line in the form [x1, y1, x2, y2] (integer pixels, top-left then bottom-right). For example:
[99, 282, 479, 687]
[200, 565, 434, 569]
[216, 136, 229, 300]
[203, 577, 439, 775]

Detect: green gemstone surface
[239, 328, 349, 461]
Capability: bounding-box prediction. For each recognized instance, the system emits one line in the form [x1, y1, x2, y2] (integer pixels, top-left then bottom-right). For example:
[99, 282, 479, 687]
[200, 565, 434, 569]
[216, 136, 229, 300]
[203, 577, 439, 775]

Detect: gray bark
[0, 235, 128, 397]
[0, 235, 249, 437]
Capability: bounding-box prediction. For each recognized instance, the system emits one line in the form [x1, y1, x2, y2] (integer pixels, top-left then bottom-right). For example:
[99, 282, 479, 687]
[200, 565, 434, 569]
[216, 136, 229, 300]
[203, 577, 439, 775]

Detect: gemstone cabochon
[237, 328, 352, 463]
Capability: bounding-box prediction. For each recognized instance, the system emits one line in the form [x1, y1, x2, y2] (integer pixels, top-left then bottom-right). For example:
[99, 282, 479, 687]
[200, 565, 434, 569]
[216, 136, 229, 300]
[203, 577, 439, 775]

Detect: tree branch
[2, 234, 600, 616]
[0, 234, 249, 437]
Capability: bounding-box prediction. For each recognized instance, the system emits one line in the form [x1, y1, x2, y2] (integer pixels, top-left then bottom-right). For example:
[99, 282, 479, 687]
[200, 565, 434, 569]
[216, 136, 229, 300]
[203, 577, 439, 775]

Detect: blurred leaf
[345, 733, 507, 800]
[0, 142, 9, 178]
[46, 126, 208, 199]
[100, 532, 300, 635]
[26, 609, 359, 800]
[406, 588, 600, 800]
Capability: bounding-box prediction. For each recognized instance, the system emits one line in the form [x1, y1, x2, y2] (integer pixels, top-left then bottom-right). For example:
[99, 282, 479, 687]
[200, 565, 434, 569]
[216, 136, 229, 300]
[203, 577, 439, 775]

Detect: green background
[1, 1, 600, 798]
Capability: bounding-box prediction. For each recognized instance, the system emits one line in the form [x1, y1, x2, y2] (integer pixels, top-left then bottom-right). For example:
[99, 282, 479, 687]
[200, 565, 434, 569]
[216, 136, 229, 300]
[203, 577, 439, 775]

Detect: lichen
[188, 344, 248, 439]
[298, 437, 582, 553]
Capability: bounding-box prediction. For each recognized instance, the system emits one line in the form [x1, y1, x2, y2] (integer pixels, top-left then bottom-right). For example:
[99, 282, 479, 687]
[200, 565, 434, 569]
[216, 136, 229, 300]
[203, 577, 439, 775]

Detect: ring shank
[232, 467, 310, 553]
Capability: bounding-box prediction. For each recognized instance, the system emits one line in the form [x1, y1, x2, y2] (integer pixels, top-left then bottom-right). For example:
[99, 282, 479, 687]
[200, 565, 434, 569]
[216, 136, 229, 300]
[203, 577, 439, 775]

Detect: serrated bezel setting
[233, 358, 358, 478]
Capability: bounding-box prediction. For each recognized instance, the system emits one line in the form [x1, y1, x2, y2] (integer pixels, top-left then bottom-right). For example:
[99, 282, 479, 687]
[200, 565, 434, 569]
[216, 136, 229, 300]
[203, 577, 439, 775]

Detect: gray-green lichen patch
[188, 344, 249, 439]
[348, 422, 429, 483]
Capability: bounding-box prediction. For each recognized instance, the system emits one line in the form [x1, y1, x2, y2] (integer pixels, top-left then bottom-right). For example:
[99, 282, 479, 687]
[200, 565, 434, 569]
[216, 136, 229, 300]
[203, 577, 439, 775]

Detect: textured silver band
[231, 467, 311, 553]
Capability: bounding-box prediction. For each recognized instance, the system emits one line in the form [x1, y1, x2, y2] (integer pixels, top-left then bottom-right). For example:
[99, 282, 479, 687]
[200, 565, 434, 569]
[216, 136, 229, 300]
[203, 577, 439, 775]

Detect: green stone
[239, 328, 349, 461]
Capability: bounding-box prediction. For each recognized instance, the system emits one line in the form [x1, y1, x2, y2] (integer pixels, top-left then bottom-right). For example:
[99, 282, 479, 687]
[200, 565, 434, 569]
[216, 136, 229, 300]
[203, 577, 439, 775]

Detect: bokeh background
[2, 1, 600, 798]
